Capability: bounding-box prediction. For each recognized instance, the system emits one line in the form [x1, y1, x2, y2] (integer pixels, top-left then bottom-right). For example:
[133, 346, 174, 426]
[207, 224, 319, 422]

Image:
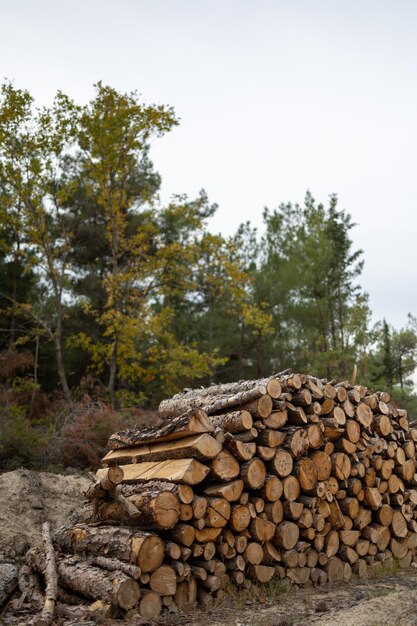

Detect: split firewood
[97, 458, 210, 486]
[102, 433, 222, 466]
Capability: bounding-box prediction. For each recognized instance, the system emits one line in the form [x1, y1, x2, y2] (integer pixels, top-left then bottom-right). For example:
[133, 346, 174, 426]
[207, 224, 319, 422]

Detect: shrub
[0, 402, 50, 470]
[46, 401, 127, 470]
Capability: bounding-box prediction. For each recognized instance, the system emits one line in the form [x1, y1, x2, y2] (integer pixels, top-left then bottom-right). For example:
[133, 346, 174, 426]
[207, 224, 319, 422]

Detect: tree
[0, 82, 79, 403]
[70, 83, 178, 405]
[370, 315, 417, 390]
[250, 192, 370, 378]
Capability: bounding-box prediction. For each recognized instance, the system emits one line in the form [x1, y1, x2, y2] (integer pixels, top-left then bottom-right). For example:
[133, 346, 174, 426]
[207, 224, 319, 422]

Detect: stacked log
[20, 371, 417, 621]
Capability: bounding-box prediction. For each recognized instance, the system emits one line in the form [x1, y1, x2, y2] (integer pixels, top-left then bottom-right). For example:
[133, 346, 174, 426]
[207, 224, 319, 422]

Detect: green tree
[252, 191, 370, 378]
[370, 316, 417, 390]
[0, 82, 79, 403]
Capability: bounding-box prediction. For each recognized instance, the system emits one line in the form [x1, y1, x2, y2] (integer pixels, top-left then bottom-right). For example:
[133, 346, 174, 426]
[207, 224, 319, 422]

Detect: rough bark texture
[109, 408, 213, 449]
[84, 490, 180, 530]
[53, 524, 164, 573]
[0, 562, 18, 608]
[27, 549, 140, 610]
[38, 522, 58, 626]
[159, 385, 267, 419]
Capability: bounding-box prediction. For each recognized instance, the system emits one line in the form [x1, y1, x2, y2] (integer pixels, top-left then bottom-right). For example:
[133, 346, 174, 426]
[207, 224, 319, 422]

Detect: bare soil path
[180, 568, 417, 626]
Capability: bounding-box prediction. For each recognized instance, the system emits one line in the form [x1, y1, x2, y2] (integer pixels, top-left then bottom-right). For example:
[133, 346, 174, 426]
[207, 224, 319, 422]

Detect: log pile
[17, 372, 417, 622]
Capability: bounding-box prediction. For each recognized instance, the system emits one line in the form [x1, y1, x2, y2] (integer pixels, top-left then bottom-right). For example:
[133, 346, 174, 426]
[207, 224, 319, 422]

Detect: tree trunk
[108, 339, 118, 408]
[54, 325, 72, 405]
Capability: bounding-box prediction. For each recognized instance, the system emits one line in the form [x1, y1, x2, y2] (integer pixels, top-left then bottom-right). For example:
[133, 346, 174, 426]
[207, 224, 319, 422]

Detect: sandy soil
[0, 468, 89, 560]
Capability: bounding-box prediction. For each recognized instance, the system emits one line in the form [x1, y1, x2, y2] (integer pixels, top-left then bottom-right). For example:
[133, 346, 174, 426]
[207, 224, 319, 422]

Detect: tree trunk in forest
[54, 326, 72, 405]
[108, 339, 118, 408]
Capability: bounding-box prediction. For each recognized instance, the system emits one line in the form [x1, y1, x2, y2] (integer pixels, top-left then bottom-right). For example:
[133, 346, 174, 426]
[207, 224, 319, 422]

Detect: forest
[0, 81, 416, 471]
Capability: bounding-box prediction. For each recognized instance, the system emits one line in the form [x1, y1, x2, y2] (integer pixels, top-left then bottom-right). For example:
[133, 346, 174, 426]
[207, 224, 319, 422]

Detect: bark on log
[90, 556, 141, 579]
[54, 524, 164, 573]
[85, 490, 180, 530]
[0, 562, 18, 608]
[17, 564, 44, 610]
[109, 408, 213, 448]
[210, 411, 253, 433]
[168, 375, 283, 403]
[36, 522, 58, 626]
[84, 466, 124, 500]
[27, 549, 140, 610]
[159, 386, 268, 418]
[118, 481, 194, 504]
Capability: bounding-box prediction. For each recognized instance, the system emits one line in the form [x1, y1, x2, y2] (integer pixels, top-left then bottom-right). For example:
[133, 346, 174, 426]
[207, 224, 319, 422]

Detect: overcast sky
[1, 0, 416, 329]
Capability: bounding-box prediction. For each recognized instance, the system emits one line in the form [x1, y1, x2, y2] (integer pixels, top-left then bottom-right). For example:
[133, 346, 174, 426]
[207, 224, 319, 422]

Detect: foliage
[45, 401, 127, 470]
[0, 404, 48, 470]
[0, 82, 257, 406]
[0, 375, 51, 470]
[236, 192, 371, 379]
[365, 315, 417, 413]
[0, 79, 416, 472]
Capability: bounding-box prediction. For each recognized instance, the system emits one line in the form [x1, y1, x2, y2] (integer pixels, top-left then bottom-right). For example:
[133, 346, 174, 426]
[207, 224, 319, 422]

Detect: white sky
[1, 0, 417, 329]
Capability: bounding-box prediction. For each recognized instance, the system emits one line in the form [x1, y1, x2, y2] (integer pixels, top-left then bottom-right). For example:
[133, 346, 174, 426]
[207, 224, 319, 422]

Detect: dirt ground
[1, 469, 417, 625]
[0, 468, 90, 560]
[182, 567, 417, 626]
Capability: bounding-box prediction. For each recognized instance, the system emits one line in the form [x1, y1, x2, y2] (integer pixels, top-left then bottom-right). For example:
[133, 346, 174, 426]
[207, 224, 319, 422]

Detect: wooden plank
[102, 434, 221, 466]
[96, 459, 210, 486]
